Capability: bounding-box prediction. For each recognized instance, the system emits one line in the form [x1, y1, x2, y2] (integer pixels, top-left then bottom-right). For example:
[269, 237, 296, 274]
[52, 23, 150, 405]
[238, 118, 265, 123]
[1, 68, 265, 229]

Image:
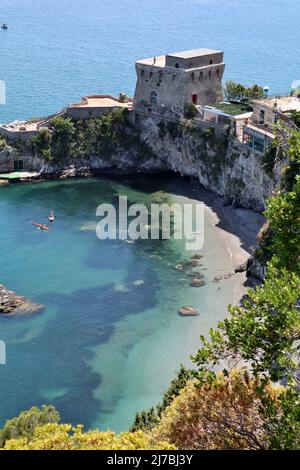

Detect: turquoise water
[0, 176, 241, 430]
[0, 0, 299, 122]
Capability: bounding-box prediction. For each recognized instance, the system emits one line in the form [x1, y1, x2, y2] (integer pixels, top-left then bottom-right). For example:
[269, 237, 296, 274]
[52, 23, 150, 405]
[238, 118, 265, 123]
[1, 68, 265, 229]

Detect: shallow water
[0, 175, 242, 430]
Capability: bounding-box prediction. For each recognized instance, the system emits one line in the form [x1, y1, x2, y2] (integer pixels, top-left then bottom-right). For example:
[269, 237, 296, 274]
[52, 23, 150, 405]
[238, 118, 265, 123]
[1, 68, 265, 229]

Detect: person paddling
[48, 210, 55, 223]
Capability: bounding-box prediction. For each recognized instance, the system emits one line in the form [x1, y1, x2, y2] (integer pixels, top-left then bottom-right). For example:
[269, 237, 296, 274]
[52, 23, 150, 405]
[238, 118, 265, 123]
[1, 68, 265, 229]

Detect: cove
[0, 174, 257, 431]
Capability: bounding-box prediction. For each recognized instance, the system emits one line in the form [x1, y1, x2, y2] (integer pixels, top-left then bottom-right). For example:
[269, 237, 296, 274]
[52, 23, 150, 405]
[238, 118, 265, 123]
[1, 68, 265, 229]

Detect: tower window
[150, 90, 158, 106]
[199, 71, 203, 81]
[209, 59, 213, 64]
[216, 69, 220, 78]
[174, 63, 179, 68]
[141, 70, 145, 77]
[191, 72, 195, 82]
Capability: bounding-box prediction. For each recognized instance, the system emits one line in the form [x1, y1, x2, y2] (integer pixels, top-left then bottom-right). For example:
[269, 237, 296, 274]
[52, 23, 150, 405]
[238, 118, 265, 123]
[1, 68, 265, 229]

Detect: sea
[0, 0, 299, 431]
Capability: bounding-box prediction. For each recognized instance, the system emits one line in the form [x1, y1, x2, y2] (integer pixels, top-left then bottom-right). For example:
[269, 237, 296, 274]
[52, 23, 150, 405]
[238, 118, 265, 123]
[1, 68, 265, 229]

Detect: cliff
[0, 112, 275, 215]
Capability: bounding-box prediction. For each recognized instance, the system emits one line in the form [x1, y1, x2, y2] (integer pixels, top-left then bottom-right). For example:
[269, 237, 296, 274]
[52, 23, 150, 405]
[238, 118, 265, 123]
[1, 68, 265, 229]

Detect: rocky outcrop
[0, 284, 43, 315]
[136, 116, 274, 212]
[0, 115, 275, 214]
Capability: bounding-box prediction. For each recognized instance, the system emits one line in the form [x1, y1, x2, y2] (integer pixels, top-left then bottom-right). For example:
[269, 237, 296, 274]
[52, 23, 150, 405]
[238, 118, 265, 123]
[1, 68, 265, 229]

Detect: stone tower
[133, 48, 225, 117]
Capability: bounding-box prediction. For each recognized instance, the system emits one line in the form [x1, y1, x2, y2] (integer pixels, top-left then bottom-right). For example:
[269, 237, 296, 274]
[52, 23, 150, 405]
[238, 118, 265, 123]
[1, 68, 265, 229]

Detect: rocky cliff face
[136, 116, 274, 212]
[0, 116, 275, 213]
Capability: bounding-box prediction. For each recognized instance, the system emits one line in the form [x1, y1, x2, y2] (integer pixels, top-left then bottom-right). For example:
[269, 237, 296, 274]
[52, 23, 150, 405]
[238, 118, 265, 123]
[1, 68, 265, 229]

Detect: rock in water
[0, 284, 43, 315]
[191, 278, 206, 287]
[133, 280, 145, 286]
[178, 306, 198, 317]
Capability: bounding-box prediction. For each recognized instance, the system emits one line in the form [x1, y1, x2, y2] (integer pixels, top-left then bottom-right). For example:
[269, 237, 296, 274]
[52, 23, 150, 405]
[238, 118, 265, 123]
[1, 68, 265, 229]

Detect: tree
[51, 116, 75, 161]
[223, 80, 265, 103]
[152, 370, 282, 450]
[184, 102, 198, 119]
[131, 366, 193, 431]
[3, 424, 175, 450]
[0, 405, 60, 448]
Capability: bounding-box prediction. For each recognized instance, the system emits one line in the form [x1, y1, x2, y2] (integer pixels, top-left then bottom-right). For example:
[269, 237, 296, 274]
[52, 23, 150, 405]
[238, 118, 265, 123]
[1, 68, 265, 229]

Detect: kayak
[32, 222, 50, 231]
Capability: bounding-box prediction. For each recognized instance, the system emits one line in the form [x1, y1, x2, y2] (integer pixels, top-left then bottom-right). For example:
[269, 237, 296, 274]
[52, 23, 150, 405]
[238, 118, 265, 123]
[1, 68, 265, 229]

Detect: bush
[184, 102, 197, 119]
[0, 405, 60, 448]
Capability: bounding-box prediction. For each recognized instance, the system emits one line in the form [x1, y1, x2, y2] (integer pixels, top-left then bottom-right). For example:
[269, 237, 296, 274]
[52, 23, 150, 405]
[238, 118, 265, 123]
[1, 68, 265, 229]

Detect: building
[199, 102, 252, 138]
[242, 96, 300, 154]
[67, 94, 133, 120]
[251, 96, 300, 132]
[133, 48, 225, 117]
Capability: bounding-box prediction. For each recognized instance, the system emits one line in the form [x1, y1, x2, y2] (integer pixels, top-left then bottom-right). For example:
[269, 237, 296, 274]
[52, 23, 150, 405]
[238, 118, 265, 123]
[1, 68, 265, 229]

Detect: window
[14, 160, 24, 171]
[141, 70, 145, 77]
[174, 63, 179, 68]
[209, 59, 213, 64]
[150, 90, 158, 106]
[199, 71, 203, 81]
[259, 109, 265, 125]
[208, 70, 212, 79]
[243, 131, 254, 147]
[191, 72, 195, 82]
[254, 136, 265, 153]
[192, 94, 198, 104]
[216, 69, 220, 78]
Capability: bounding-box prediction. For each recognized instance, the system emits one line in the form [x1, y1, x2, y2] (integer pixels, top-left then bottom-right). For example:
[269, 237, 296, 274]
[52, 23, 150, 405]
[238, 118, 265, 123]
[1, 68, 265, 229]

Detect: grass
[208, 101, 252, 116]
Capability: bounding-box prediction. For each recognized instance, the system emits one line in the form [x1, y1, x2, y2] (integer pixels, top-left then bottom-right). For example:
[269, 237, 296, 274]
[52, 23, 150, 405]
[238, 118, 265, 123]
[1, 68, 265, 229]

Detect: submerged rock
[0, 284, 43, 315]
[114, 284, 130, 293]
[213, 275, 223, 282]
[178, 306, 198, 317]
[133, 280, 145, 286]
[174, 264, 184, 271]
[191, 278, 206, 287]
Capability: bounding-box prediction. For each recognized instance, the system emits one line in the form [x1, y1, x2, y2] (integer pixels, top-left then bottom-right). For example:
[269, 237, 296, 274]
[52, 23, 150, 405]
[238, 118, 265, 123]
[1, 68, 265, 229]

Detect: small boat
[32, 222, 50, 231]
[1, 24, 8, 30]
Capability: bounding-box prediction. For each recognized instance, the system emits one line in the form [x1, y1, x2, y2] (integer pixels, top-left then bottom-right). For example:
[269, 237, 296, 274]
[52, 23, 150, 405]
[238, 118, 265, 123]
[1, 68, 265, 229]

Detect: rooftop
[253, 96, 300, 113]
[69, 95, 132, 109]
[205, 102, 253, 116]
[136, 48, 223, 68]
[167, 48, 222, 59]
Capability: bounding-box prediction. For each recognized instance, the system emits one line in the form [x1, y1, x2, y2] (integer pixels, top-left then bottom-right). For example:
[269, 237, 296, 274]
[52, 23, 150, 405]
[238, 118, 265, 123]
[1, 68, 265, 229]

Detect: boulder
[0, 284, 43, 315]
[178, 306, 198, 317]
[191, 278, 206, 287]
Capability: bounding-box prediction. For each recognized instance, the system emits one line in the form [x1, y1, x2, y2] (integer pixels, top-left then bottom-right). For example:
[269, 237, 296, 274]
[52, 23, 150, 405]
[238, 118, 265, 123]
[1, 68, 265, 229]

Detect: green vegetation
[0, 136, 7, 150]
[184, 102, 198, 119]
[223, 80, 265, 103]
[1, 105, 299, 451]
[131, 366, 193, 432]
[0, 405, 60, 448]
[211, 101, 252, 116]
[31, 109, 154, 163]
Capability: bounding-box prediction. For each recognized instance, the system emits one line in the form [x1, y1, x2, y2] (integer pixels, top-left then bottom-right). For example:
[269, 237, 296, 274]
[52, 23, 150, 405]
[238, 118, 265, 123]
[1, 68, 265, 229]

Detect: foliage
[3, 424, 175, 450]
[0, 405, 60, 448]
[184, 102, 198, 119]
[264, 177, 300, 273]
[223, 80, 265, 103]
[31, 129, 52, 160]
[131, 366, 193, 431]
[30, 109, 154, 164]
[0, 136, 7, 150]
[152, 371, 282, 450]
